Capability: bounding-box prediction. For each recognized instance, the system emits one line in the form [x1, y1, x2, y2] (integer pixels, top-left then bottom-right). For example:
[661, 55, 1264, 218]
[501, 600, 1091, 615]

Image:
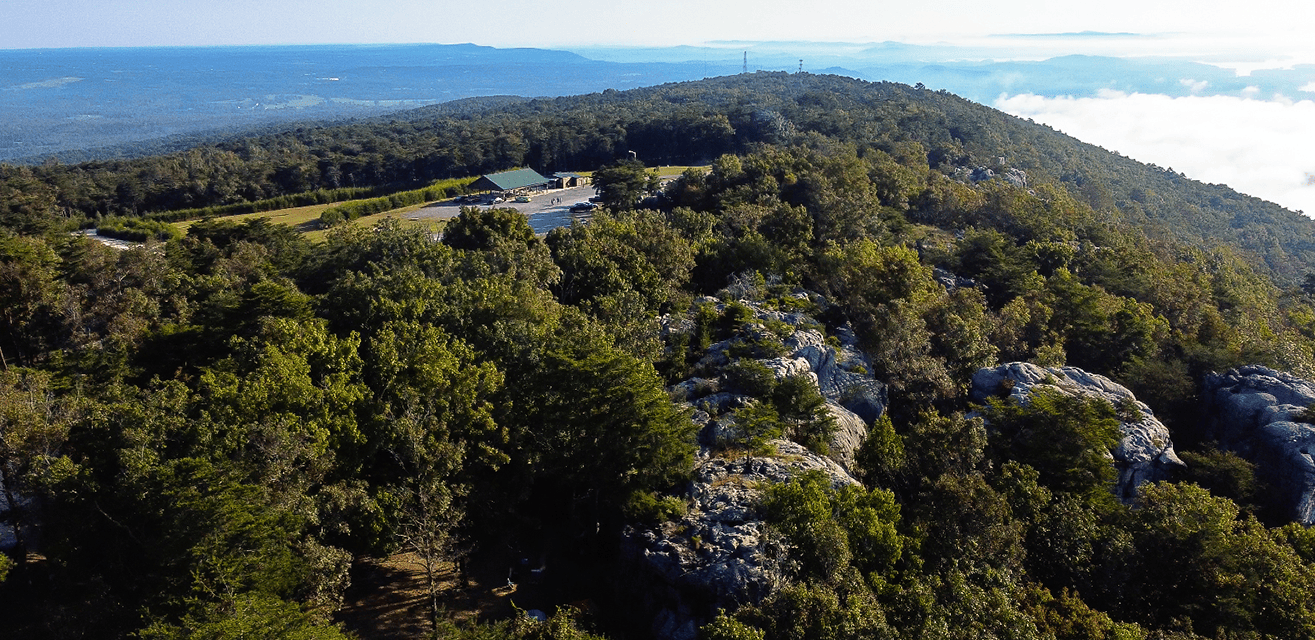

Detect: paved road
[408, 184, 599, 234]
[72, 228, 142, 250]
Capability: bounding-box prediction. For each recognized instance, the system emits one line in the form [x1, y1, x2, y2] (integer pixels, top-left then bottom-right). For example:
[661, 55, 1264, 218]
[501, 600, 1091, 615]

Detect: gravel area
[408, 184, 599, 234]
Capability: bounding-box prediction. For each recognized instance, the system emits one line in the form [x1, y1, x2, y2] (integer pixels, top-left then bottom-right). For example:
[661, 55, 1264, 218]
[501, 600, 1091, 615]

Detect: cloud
[5, 76, 83, 90]
[993, 31, 1144, 38]
[1301, 81, 1315, 93]
[1179, 78, 1209, 92]
[994, 92, 1315, 215]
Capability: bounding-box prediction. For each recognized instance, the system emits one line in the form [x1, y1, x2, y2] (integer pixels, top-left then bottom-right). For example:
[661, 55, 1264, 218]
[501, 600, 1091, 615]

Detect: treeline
[6, 73, 1315, 284]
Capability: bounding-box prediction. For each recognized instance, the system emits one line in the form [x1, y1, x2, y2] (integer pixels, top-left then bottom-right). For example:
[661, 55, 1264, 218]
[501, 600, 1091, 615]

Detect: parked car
[569, 202, 597, 212]
[514, 195, 531, 203]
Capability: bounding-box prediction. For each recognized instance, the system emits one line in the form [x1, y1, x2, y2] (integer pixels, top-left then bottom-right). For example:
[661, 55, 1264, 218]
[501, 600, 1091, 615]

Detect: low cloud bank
[995, 91, 1315, 217]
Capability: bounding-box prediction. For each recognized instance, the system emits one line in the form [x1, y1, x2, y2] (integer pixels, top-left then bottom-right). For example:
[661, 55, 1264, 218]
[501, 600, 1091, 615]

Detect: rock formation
[667, 296, 887, 471]
[970, 362, 1185, 502]
[623, 295, 887, 639]
[619, 440, 858, 640]
[1202, 365, 1315, 524]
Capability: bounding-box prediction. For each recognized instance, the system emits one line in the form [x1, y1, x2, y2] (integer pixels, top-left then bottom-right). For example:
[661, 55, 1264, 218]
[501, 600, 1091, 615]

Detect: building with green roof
[470, 168, 551, 193]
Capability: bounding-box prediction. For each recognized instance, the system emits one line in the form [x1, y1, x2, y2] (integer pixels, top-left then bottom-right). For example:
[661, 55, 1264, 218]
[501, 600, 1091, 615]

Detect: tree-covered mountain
[6, 72, 1314, 284]
[8, 72, 1315, 640]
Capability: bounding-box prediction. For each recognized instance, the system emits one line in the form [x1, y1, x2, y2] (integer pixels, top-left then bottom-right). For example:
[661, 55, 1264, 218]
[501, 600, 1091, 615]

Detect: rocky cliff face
[666, 296, 887, 471]
[619, 440, 859, 640]
[1202, 365, 1315, 524]
[970, 362, 1185, 502]
[621, 295, 885, 640]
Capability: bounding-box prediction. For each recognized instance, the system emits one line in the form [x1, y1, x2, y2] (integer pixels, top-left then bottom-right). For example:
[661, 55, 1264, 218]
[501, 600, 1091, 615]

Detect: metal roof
[478, 168, 551, 191]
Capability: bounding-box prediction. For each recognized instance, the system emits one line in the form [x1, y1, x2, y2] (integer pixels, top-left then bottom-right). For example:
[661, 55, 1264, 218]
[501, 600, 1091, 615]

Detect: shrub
[772, 374, 836, 455]
[724, 360, 777, 397]
[95, 215, 181, 242]
[622, 491, 688, 524]
[726, 401, 785, 453]
[981, 388, 1121, 500]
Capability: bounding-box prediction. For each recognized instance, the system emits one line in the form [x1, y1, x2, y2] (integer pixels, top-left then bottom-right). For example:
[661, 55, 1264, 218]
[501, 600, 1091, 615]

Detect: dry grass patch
[173, 200, 450, 243]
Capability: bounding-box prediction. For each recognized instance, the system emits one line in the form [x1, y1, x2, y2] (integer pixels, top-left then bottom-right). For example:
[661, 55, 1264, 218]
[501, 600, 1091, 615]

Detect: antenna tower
[743, 51, 747, 74]
[798, 59, 803, 73]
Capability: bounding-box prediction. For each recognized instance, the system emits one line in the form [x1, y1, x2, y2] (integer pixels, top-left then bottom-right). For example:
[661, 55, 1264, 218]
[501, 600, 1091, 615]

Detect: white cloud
[1179, 78, 1209, 92]
[1301, 82, 1315, 93]
[995, 92, 1315, 215]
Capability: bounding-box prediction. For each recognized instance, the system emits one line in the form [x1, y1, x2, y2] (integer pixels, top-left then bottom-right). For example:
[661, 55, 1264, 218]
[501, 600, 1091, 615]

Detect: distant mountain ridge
[0, 44, 741, 162]
[8, 71, 1315, 286]
[7, 42, 1314, 165]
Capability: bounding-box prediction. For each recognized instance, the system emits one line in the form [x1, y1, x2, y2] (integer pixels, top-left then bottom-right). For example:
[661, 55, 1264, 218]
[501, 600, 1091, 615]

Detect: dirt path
[336, 549, 583, 638]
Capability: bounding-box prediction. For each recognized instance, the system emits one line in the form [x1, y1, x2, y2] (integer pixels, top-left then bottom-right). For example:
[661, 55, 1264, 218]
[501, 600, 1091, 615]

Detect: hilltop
[6, 72, 1314, 285]
[9, 71, 1315, 640]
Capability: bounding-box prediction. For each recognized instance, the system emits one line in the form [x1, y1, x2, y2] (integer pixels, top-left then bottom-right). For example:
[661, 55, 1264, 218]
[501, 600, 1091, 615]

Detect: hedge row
[95, 216, 182, 242]
[145, 186, 382, 223]
[319, 177, 477, 226]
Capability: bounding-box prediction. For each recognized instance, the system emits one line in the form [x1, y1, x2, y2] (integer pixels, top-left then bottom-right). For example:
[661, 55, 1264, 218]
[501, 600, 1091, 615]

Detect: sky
[0, 0, 1309, 54]
[3, 0, 1314, 215]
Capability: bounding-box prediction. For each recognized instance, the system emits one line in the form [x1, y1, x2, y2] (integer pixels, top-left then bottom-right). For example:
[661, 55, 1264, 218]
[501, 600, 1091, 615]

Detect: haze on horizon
[4, 0, 1315, 216]
[0, 0, 1308, 58]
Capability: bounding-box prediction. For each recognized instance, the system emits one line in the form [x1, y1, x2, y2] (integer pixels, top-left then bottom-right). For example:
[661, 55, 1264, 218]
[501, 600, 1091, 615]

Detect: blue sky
[1, 0, 1307, 55]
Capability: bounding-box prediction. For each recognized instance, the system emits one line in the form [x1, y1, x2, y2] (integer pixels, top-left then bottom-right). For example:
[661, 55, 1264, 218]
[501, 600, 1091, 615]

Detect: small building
[552, 172, 588, 189]
[470, 168, 552, 194]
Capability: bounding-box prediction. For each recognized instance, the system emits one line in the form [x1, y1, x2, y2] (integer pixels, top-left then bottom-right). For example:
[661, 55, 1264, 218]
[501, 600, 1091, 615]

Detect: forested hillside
[7, 74, 1315, 639]
[4, 72, 1315, 284]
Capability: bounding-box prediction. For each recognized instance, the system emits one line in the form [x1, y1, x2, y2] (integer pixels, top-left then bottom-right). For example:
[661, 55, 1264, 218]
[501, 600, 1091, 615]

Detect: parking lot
[410, 183, 600, 234]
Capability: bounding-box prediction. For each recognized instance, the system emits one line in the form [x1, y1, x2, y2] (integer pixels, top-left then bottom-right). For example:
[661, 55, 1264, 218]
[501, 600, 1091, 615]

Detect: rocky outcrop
[1202, 365, 1315, 524]
[970, 362, 1185, 502]
[1002, 168, 1029, 189]
[932, 267, 980, 292]
[953, 165, 1027, 189]
[628, 295, 885, 640]
[667, 297, 886, 471]
[787, 327, 888, 426]
[619, 440, 858, 640]
[825, 401, 868, 471]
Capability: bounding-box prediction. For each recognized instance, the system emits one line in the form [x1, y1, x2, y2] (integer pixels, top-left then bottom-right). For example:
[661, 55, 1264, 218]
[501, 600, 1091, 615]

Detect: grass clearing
[173, 203, 339, 236]
[304, 203, 447, 243]
[653, 165, 709, 177]
[173, 199, 450, 243]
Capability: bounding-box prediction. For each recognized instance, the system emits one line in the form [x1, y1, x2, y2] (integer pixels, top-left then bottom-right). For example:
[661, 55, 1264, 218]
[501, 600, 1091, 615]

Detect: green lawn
[173, 203, 338, 235]
[652, 165, 709, 177]
[303, 203, 447, 243]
